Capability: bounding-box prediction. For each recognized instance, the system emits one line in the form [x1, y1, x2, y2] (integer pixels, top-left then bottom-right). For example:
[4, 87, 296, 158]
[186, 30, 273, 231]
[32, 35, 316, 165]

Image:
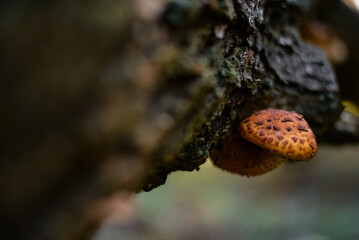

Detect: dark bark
[308, 0, 359, 104]
[0, 0, 345, 239]
[302, 0, 359, 142]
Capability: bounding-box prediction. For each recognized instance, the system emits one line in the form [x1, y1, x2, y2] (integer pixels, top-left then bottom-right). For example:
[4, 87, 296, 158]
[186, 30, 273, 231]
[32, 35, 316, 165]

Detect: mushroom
[210, 135, 287, 176]
[210, 109, 317, 176]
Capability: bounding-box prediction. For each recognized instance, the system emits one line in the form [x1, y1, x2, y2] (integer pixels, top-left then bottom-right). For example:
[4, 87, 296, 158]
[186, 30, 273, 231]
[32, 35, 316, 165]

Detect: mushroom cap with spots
[238, 109, 317, 161]
[210, 135, 287, 176]
[210, 108, 317, 176]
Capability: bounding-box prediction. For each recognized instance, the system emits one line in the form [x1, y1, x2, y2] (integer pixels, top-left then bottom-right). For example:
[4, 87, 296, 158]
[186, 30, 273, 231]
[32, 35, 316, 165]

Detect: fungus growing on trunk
[210, 135, 287, 176]
[210, 109, 317, 176]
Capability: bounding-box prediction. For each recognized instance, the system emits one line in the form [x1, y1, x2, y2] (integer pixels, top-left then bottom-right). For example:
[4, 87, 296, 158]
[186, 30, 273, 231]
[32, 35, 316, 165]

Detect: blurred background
[94, 144, 359, 240]
[1, 0, 359, 240]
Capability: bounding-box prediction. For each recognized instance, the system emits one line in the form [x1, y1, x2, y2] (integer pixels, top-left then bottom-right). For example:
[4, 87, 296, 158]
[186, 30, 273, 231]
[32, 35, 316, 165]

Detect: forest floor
[94, 144, 359, 240]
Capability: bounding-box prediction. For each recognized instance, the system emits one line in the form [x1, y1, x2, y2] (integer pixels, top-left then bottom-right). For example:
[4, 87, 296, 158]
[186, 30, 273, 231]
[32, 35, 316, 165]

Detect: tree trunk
[0, 0, 346, 239]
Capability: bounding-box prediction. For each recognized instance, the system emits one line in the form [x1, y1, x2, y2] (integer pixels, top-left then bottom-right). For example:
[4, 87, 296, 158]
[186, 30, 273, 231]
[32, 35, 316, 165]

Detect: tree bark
[308, 0, 359, 104]
[0, 0, 345, 239]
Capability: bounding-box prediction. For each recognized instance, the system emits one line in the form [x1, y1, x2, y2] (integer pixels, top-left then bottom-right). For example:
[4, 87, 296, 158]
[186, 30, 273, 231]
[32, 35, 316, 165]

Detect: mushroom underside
[210, 135, 287, 177]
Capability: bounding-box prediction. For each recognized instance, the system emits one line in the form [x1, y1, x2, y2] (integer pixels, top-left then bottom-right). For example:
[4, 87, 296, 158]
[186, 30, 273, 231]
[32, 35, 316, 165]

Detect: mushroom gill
[210, 135, 287, 177]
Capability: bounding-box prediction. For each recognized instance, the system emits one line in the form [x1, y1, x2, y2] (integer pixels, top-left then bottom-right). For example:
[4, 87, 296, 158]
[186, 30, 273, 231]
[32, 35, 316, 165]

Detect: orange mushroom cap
[238, 109, 317, 161]
[210, 135, 287, 176]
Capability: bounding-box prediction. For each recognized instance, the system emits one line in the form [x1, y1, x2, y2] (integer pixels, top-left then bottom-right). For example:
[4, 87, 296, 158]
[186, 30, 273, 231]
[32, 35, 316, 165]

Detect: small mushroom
[210, 109, 317, 176]
[238, 109, 317, 161]
[210, 135, 287, 176]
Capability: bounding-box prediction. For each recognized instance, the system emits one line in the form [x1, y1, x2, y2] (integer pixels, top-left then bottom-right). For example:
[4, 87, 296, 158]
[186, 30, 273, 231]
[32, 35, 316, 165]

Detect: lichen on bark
[141, 0, 342, 191]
